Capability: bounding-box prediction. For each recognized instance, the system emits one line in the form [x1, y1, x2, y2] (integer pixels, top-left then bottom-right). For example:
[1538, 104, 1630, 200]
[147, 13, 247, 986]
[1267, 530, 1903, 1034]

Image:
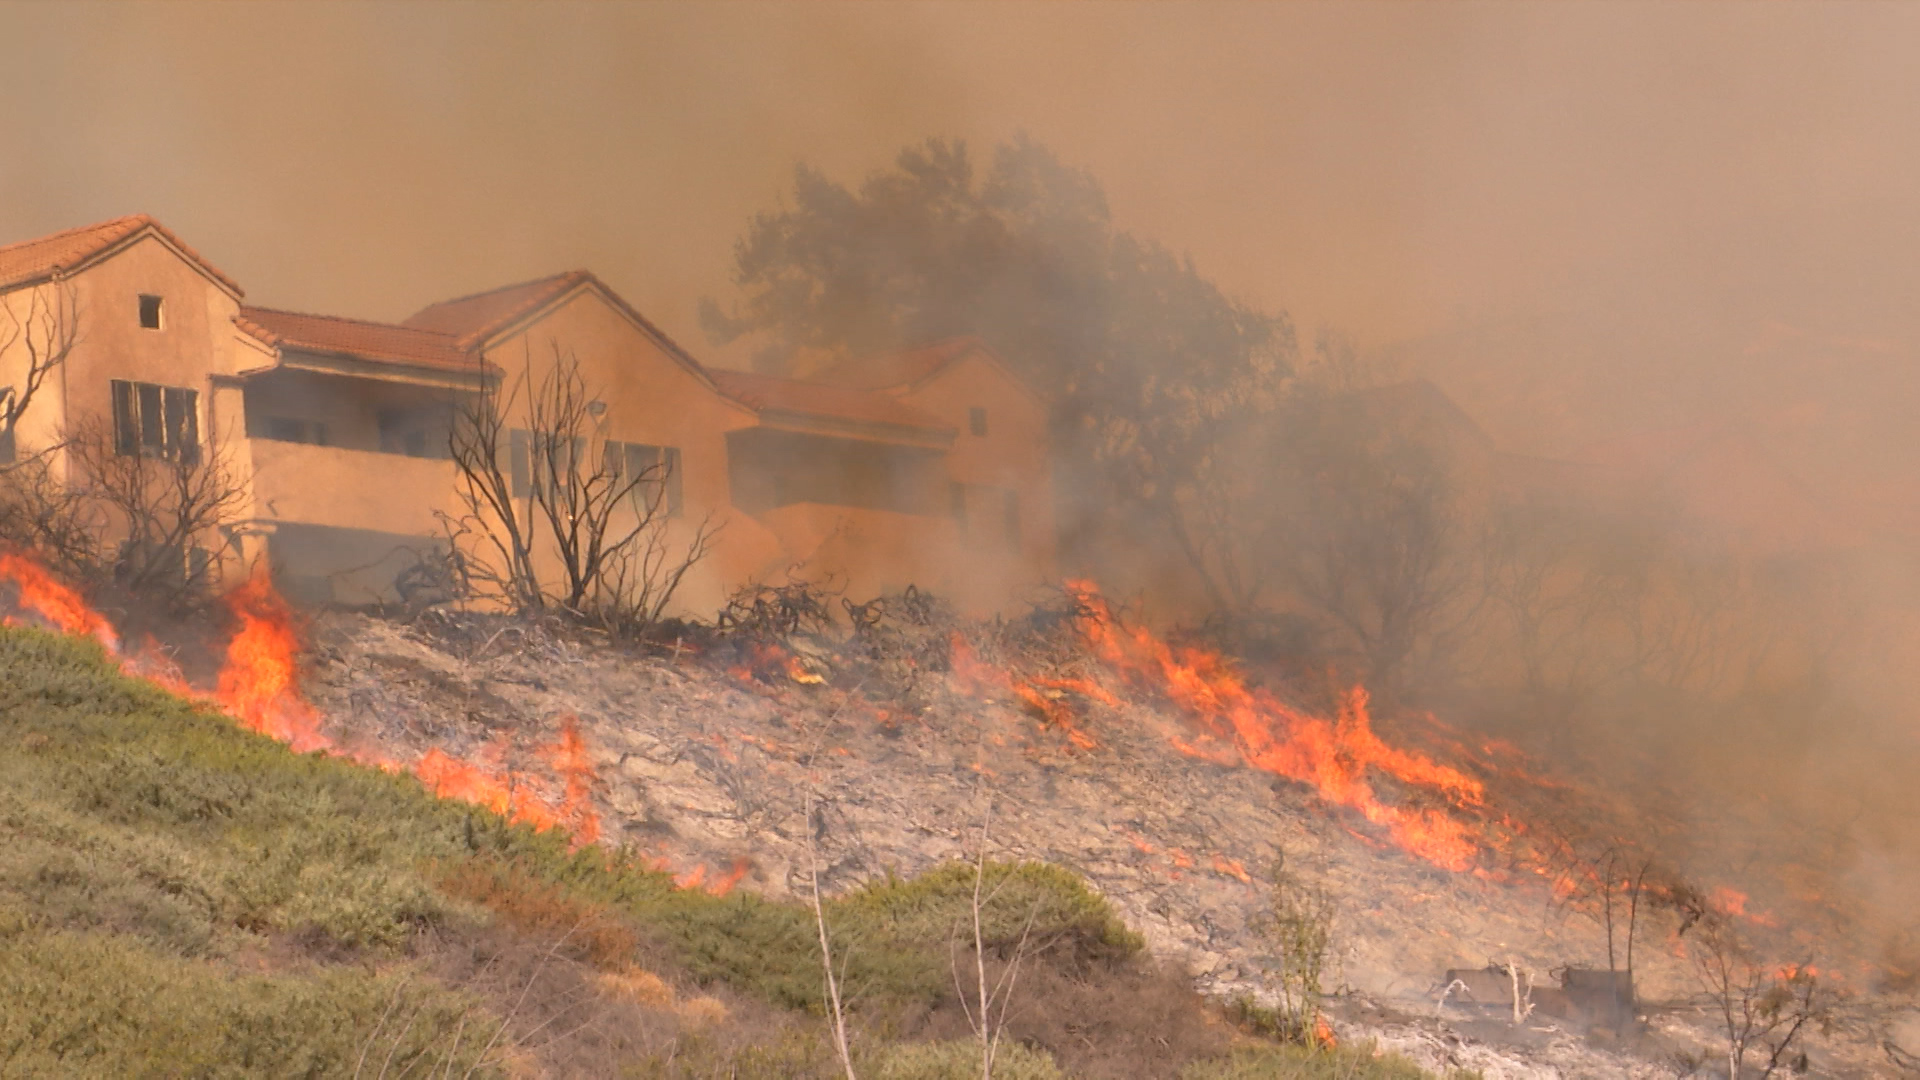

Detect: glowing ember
[1211, 854, 1253, 884]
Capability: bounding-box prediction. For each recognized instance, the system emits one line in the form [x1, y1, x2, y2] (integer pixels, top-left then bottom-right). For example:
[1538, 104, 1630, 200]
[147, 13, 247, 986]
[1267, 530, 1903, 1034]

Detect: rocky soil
[300, 610, 1917, 1079]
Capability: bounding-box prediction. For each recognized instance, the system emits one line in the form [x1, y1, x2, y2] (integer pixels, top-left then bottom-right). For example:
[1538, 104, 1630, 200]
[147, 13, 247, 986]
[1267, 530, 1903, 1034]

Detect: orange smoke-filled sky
[4, 2, 1919, 479]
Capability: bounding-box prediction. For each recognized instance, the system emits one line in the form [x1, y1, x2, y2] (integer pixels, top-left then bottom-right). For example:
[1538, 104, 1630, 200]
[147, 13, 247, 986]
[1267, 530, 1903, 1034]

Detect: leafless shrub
[719, 579, 838, 637]
[1545, 839, 1655, 979]
[950, 797, 1041, 1080]
[443, 345, 717, 634]
[846, 586, 958, 691]
[1688, 915, 1830, 1080]
[803, 791, 859, 1080]
[0, 415, 244, 610]
[0, 454, 97, 580]
[0, 280, 79, 473]
[67, 416, 246, 605]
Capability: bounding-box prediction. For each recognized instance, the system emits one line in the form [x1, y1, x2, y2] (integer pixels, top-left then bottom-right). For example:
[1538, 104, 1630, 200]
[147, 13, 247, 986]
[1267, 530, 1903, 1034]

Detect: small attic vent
[138, 294, 163, 330]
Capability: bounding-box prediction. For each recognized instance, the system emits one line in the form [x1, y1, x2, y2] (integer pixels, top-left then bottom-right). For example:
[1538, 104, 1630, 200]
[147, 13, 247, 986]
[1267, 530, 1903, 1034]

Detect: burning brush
[0, 555, 606, 842]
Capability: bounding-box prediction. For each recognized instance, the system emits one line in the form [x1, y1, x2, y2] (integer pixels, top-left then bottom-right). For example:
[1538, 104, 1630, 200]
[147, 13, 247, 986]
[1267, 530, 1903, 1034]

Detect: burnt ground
[300, 609, 1919, 1079]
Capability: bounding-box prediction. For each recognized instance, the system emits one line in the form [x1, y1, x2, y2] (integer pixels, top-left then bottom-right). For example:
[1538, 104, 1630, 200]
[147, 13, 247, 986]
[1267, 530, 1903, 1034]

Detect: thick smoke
[4, 1, 1918, 980]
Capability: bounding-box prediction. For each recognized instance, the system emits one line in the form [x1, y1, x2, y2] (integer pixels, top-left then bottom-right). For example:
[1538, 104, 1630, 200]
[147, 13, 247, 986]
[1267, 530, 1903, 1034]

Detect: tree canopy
[703, 136, 1295, 604]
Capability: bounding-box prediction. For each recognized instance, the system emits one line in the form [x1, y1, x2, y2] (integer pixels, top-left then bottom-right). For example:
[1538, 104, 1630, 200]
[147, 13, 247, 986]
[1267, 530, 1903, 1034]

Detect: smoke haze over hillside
[6, 0, 1920, 986]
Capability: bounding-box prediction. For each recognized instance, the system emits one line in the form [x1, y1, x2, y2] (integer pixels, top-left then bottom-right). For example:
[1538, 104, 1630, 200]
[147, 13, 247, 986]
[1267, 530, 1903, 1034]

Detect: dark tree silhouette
[703, 136, 1294, 610]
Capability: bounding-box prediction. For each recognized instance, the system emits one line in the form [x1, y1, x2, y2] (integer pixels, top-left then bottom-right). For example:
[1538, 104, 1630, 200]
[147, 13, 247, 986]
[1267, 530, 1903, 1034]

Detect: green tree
[703, 136, 1294, 611]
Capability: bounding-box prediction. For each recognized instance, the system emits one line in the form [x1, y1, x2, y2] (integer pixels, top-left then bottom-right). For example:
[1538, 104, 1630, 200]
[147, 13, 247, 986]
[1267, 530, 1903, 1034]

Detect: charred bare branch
[444, 345, 717, 632]
[0, 279, 80, 472]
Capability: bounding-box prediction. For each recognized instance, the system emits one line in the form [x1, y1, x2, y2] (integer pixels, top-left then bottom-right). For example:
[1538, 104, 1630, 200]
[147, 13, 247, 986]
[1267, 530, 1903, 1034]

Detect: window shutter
[111, 381, 139, 456]
[137, 383, 165, 453]
[508, 429, 531, 498]
[163, 387, 199, 463]
[663, 447, 684, 516]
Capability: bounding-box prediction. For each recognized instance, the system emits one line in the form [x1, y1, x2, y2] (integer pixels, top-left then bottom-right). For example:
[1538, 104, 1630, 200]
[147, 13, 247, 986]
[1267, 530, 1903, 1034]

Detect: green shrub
[865, 1038, 1066, 1080]
[0, 929, 493, 1078]
[838, 860, 1143, 963]
[1180, 1044, 1452, 1080]
[623, 1026, 835, 1079]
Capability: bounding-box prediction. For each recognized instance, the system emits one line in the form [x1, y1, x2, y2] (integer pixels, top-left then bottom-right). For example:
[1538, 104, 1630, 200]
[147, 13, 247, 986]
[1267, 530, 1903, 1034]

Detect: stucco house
[0, 215, 1056, 617]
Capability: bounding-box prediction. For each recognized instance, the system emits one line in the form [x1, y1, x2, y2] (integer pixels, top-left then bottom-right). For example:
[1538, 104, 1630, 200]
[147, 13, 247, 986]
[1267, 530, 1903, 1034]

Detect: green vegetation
[0, 624, 1448, 1078]
[1180, 1045, 1467, 1080]
[866, 1039, 1066, 1080]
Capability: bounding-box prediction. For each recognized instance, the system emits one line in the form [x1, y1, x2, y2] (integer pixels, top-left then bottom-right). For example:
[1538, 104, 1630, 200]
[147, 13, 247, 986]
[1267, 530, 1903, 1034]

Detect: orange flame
[215, 565, 330, 752]
[0, 553, 604, 848]
[541, 715, 602, 845]
[1063, 580, 1485, 871]
[0, 552, 118, 650]
[415, 746, 565, 830]
[952, 633, 1101, 750]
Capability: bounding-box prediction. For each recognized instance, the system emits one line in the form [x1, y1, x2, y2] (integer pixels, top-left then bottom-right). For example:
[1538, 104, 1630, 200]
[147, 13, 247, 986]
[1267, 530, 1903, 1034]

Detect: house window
[968, 407, 987, 437]
[505, 430, 599, 502]
[258, 416, 329, 446]
[606, 439, 684, 517]
[110, 380, 198, 462]
[138, 295, 163, 330]
[377, 406, 449, 460]
[508, 429, 532, 498]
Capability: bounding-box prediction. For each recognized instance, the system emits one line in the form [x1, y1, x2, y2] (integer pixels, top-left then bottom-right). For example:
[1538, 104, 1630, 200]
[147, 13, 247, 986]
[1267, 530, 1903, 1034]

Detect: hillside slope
[0, 622, 1462, 1079]
[300, 609, 1713, 1079]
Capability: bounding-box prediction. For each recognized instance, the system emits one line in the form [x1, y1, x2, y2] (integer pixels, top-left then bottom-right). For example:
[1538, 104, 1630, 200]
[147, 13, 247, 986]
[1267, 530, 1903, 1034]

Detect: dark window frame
[606, 438, 685, 518]
[138, 294, 163, 330]
[109, 379, 199, 462]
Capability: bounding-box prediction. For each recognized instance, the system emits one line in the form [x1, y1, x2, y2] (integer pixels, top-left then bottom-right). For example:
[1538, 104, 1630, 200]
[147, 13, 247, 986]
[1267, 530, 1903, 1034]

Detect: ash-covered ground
[300, 607, 1918, 1079]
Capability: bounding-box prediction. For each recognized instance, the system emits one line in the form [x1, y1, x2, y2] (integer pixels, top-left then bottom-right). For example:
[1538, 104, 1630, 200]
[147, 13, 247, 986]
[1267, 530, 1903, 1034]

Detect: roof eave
[900, 340, 1048, 410]
[752, 409, 956, 450]
[468, 274, 729, 397]
[80, 221, 246, 300]
[264, 348, 494, 390]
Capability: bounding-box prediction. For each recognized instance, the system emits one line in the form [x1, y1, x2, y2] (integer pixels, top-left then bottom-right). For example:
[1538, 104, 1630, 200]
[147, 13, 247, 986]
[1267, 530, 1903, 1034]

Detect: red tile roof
[710, 369, 954, 436]
[236, 306, 486, 375]
[404, 269, 720, 390]
[401, 270, 592, 347]
[815, 336, 987, 391]
[0, 214, 245, 297]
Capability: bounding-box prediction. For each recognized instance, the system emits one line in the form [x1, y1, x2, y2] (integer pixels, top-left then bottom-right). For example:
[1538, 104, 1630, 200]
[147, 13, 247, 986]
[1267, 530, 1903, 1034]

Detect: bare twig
[353, 976, 412, 1080]
[444, 343, 716, 633]
[803, 790, 859, 1079]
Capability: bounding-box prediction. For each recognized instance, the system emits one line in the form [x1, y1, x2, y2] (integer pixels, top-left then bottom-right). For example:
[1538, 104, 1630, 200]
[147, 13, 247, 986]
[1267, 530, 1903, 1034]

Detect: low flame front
[1056, 580, 1487, 872]
[0, 556, 613, 855]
